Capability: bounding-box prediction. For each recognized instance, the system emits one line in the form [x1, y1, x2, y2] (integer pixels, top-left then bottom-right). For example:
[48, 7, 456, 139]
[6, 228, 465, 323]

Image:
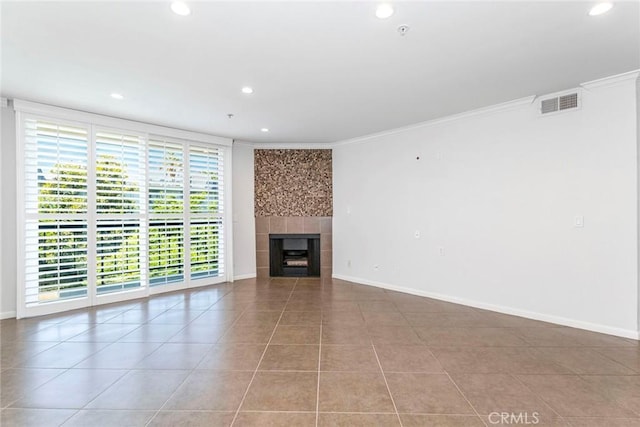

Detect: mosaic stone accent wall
[254, 149, 333, 217]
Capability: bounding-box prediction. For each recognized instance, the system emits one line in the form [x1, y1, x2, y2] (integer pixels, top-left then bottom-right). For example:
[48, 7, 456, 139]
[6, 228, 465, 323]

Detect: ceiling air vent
[540, 92, 579, 115]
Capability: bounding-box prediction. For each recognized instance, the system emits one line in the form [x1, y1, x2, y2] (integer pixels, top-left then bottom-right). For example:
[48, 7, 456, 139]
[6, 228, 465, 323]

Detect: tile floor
[1, 277, 639, 426]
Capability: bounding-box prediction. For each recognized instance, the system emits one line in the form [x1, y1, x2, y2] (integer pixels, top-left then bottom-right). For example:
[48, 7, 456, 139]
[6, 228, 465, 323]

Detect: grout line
[143, 286, 251, 427]
[228, 278, 299, 427]
[371, 343, 403, 427]
[510, 373, 565, 421]
[444, 371, 488, 427]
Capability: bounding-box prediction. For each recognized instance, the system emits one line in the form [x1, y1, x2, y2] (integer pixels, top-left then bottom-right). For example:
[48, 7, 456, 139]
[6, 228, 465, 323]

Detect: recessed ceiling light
[171, 1, 191, 16]
[110, 93, 124, 100]
[242, 87, 254, 94]
[261, 128, 269, 132]
[589, 2, 613, 16]
[376, 3, 394, 19]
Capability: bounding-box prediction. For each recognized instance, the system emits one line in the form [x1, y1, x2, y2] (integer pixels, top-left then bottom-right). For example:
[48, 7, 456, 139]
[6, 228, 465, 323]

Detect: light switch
[574, 216, 584, 228]
[414, 230, 420, 239]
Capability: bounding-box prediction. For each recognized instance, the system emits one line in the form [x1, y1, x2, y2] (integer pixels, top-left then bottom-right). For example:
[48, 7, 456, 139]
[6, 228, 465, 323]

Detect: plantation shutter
[95, 130, 146, 294]
[16, 100, 230, 317]
[189, 145, 225, 279]
[148, 138, 185, 285]
[23, 119, 90, 304]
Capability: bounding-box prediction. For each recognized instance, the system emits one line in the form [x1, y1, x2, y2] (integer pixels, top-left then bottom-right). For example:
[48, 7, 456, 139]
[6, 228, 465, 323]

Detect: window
[189, 145, 225, 279]
[148, 138, 185, 286]
[94, 130, 146, 295]
[16, 101, 231, 318]
[24, 119, 90, 304]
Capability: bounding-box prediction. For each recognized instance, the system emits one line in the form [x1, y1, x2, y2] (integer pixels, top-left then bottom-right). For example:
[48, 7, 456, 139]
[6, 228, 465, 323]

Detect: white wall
[333, 72, 640, 339]
[637, 76, 640, 334]
[1, 104, 17, 318]
[232, 142, 256, 279]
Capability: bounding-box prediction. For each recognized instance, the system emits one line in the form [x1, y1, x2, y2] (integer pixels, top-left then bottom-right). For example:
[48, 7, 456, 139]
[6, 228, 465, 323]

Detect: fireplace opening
[269, 234, 320, 277]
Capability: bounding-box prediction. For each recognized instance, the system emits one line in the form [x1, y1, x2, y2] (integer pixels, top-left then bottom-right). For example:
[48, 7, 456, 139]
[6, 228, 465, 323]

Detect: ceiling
[2, 1, 639, 144]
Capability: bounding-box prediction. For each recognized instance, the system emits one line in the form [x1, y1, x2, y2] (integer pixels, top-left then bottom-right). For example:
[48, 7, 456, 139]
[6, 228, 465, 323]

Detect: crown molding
[332, 95, 536, 147]
[581, 69, 640, 90]
[233, 140, 334, 150]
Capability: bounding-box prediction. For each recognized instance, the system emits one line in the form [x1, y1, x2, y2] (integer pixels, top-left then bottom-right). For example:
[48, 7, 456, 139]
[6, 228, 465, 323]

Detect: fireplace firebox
[269, 234, 320, 277]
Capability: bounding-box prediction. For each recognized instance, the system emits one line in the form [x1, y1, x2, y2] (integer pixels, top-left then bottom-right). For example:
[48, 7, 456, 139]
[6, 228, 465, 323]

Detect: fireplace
[269, 234, 320, 277]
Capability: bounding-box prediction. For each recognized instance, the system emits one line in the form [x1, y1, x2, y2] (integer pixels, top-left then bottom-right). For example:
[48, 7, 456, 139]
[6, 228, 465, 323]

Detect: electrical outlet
[347, 259, 352, 268]
[438, 247, 445, 256]
[373, 264, 379, 271]
[414, 230, 420, 239]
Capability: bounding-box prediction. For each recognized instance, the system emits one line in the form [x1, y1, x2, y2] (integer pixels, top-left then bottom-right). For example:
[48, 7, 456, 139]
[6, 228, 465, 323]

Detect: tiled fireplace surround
[255, 216, 332, 279]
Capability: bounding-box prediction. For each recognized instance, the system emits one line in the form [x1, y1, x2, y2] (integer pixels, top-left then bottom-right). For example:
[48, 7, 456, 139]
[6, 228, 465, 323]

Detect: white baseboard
[233, 273, 257, 281]
[1, 311, 17, 320]
[332, 274, 640, 341]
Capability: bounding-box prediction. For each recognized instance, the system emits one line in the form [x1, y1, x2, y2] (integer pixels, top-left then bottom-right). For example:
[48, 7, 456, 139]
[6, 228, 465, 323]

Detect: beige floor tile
[399, 414, 485, 427]
[134, 343, 210, 369]
[18, 342, 110, 369]
[516, 374, 638, 417]
[164, 370, 253, 411]
[450, 373, 561, 423]
[416, 327, 529, 347]
[565, 417, 640, 426]
[85, 370, 188, 409]
[234, 411, 316, 426]
[593, 347, 640, 373]
[321, 324, 371, 345]
[241, 372, 318, 411]
[197, 343, 267, 371]
[270, 325, 320, 344]
[367, 326, 423, 345]
[75, 342, 161, 369]
[581, 375, 640, 416]
[259, 344, 319, 371]
[10, 369, 126, 409]
[117, 323, 185, 343]
[320, 345, 380, 372]
[532, 347, 636, 375]
[148, 411, 235, 427]
[358, 301, 399, 312]
[62, 409, 155, 427]
[2, 278, 637, 426]
[374, 345, 444, 373]
[318, 413, 400, 426]
[279, 311, 322, 326]
[0, 368, 65, 408]
[362, 311, 409, 326]
[385, 373, 474, 414]
[318, 372, 394, 413]
[430, 347, 572, 374]
[0, 408, 76, 427]
[218, 325, 276, 344]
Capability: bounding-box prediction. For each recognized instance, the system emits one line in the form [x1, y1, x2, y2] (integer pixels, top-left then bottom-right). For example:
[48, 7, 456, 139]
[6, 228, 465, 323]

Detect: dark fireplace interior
[269, 234, 320, 277]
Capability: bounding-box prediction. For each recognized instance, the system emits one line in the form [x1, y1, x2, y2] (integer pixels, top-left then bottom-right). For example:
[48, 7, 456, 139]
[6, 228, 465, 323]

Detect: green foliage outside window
[37, 152, 222, 298]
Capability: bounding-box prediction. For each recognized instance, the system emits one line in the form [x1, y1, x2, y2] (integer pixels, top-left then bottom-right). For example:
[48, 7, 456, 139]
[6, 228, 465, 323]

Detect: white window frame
[14, 99, 233, 318]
